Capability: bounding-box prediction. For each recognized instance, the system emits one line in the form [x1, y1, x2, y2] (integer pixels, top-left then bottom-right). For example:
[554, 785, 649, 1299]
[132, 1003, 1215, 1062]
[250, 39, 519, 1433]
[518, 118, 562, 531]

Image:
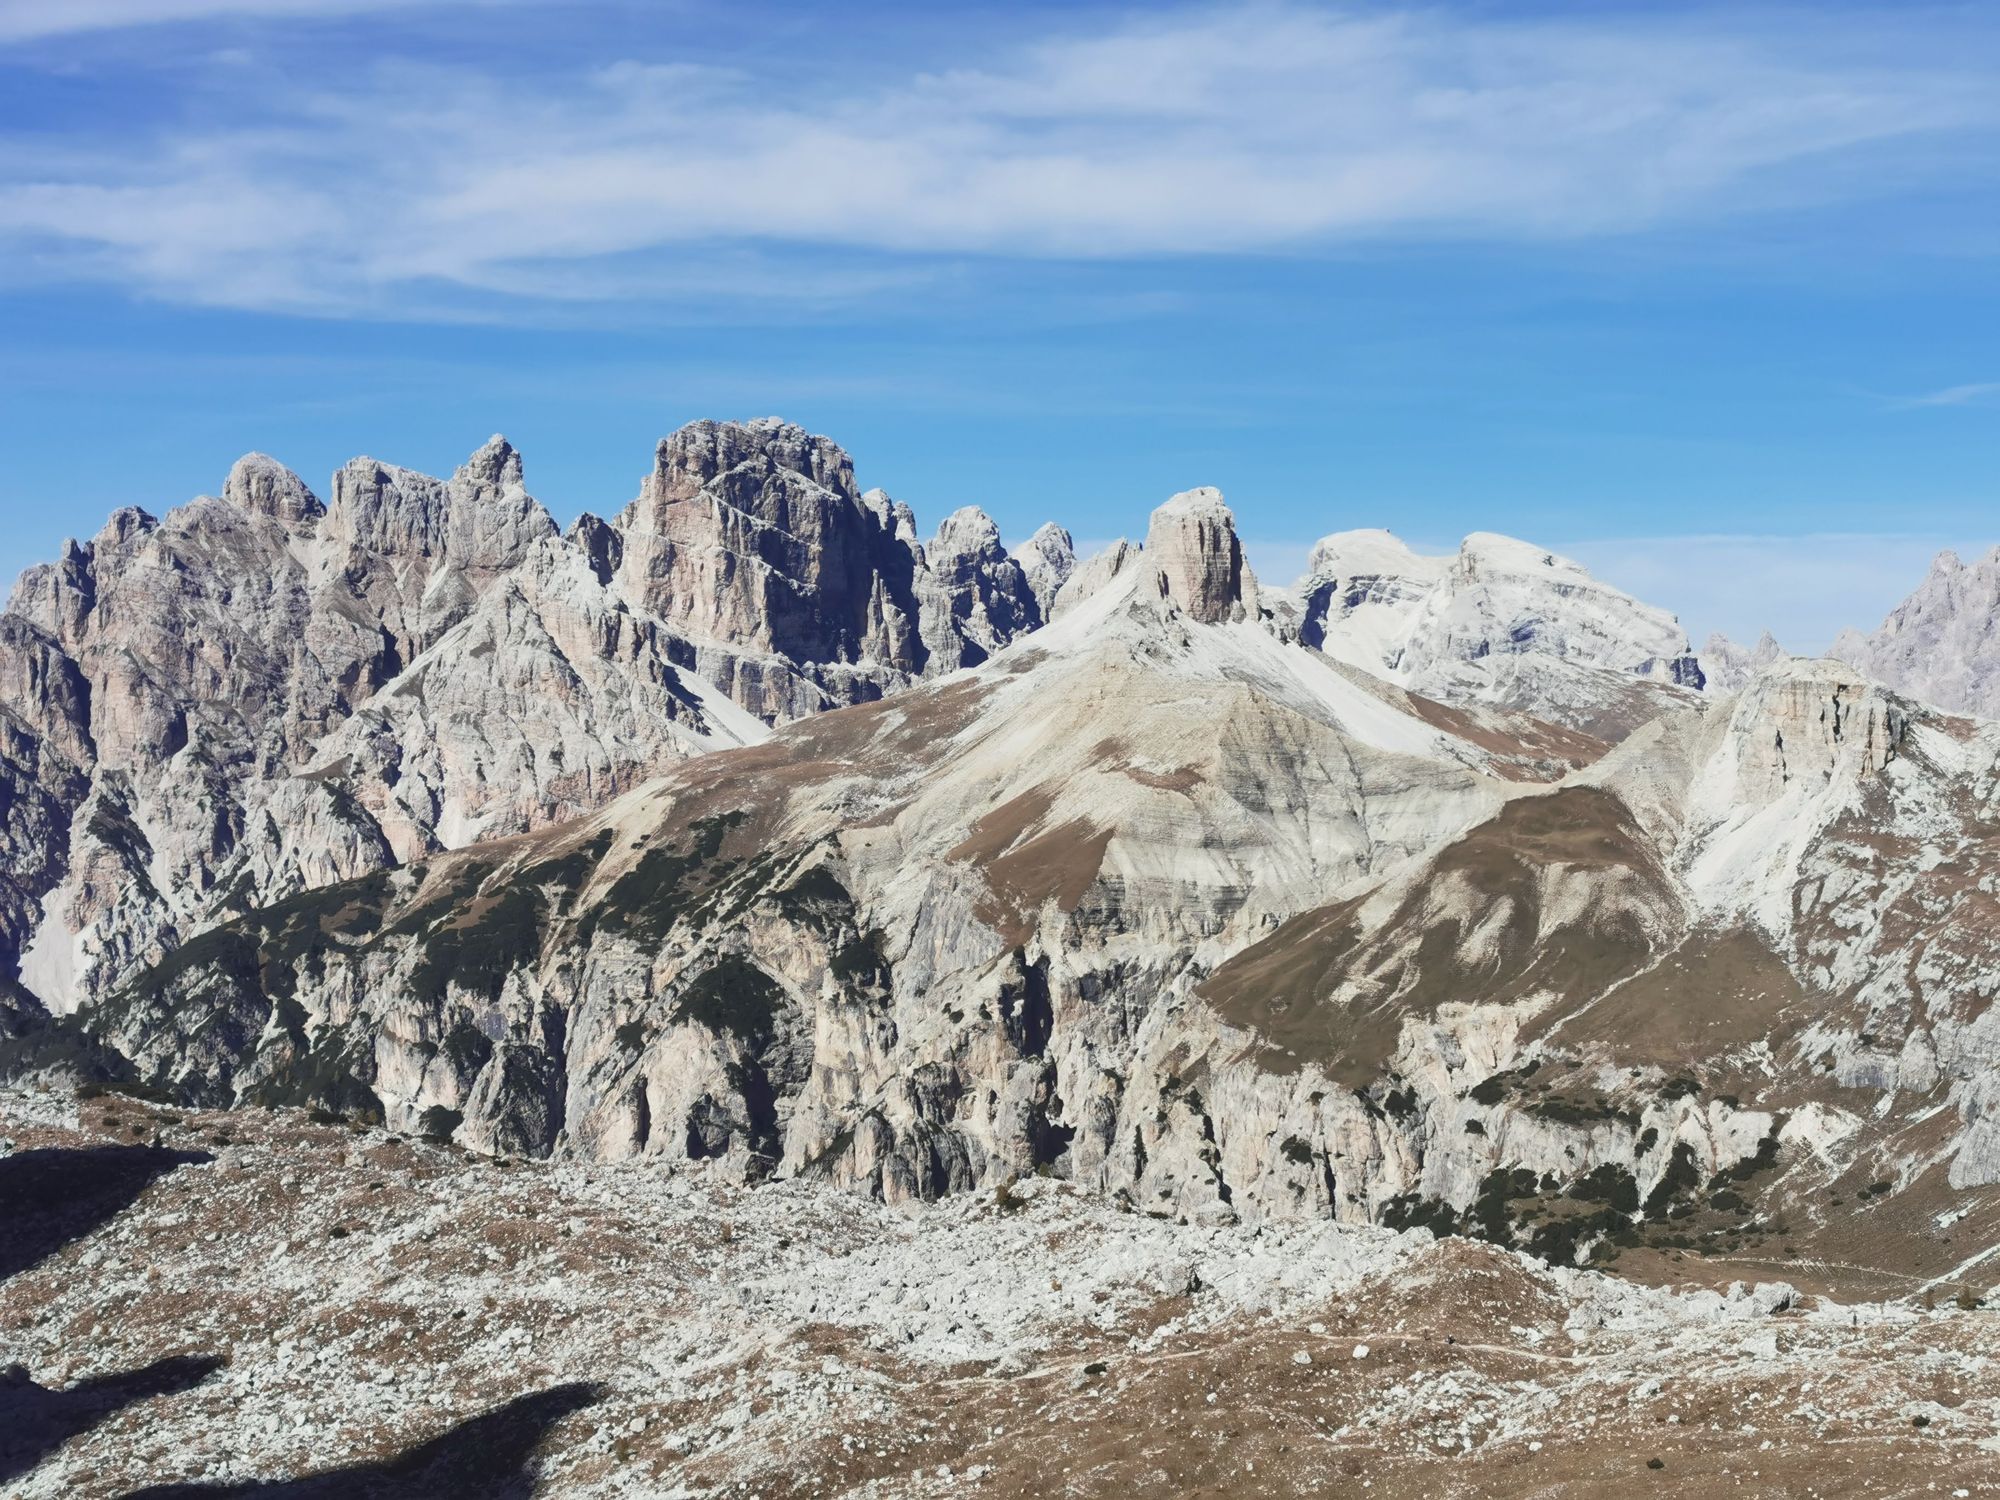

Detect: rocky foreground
[4, 1086, 1997, 1499]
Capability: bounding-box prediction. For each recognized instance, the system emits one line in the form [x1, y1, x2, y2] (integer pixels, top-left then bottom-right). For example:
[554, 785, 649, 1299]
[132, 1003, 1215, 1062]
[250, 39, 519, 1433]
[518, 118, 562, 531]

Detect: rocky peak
[1016, 523, 1076, 617]
[95, 507, 157, 548]
[1830, 544, 2000, 717]
[1296, 529, 1447, 662]
[223, 454, 323, 525]
[439, 437, 558, 578]
[1293, 527, 1704, 737]
[860, 487, 922, 552]
[918, 506, 1040, 667]
[1303, 528, 1443, 587]
[929, 506, 1005, 565]
[611, 419, 905, 687]
[646, 416, 859, 507]
[1143, 488, 1259, 625]
[454, 434, 525, 495]
[326, 457, 450, 562]
[1700, 630, 1787, 697]
[604, 418, 1045, 714]
[1411, 533, 1702, 684]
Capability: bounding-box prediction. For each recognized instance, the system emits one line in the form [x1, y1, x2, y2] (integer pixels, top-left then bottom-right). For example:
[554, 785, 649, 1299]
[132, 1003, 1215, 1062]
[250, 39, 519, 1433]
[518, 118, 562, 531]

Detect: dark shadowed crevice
[998, 950, 1053, 1058]
[630, 1074, 651, 1152]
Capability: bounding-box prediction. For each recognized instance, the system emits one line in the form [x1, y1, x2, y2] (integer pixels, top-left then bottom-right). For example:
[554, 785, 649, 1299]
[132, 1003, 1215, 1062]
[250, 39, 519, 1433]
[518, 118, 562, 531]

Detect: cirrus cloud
[0, 2, 1994, 318]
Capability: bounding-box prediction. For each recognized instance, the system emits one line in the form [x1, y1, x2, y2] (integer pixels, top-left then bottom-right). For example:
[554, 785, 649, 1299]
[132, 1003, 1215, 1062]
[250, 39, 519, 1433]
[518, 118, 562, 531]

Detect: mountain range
[6, 415, 2000, 1283]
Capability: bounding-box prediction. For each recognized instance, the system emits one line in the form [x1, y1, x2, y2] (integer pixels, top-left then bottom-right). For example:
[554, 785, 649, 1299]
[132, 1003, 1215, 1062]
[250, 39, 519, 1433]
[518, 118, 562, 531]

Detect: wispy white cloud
[0, 3, 1992, 317]
[1561, 531, 1993, 655]
[0, 0, 467, 42]
[1891, 381, 2000, 409]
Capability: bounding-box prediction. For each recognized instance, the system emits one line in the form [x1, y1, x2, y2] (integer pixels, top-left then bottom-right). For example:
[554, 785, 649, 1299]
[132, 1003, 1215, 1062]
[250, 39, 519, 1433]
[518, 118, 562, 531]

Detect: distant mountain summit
[605, 417, 1045, 716]
[1295, 528, 1705, 738]
[1699, 629, 1788, 695]
[1830, 545, 2000, 716]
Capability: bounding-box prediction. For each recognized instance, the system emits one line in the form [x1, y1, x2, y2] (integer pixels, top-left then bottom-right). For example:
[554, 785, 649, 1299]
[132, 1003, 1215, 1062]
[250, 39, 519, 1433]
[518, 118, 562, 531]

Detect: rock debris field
[3, 1086, 1999, 1498]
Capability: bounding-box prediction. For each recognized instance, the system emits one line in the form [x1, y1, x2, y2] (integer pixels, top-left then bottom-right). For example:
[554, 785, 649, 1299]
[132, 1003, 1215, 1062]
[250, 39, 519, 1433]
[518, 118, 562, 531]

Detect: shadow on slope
[119, 1383, 605, 1500]
[0, 1144, 213, 1282]
[0, 1355, 225, 1485]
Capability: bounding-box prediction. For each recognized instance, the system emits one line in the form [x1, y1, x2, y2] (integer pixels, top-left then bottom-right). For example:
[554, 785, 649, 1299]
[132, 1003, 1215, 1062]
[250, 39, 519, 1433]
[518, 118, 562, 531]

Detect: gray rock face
[0, 620, 91, 1011]
[565, 511, 623, 584]
[29, 494, 1533, 1198]
[224, 453, 323, 524]
[922, 507, 1041, 667]
[39, 544, 2000, 1270]
[17, 436, 2000, 1279]
[0, 418, 1051, 1020]
[1830, 547, 2000, 716]
[14, 495, 1720, 1241]
[1144, 487, 1260, 624]
[610, 418, 1041, 717]
[1016, 522, 1076, 617]
[615, 419, 888, 666]
[1699, 629, 1787, 696]
[1297, 529, 1704, 739]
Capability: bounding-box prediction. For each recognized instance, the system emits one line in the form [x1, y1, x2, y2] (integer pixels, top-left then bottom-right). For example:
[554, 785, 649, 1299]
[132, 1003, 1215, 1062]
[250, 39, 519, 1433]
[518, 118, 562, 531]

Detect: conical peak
[930, 506, 1003, 562]
[456, 434, 524, 494]
[1144, 488, 1258, 625]
[224, 453, 323, 525]
[1026, 521, 1073, 551]
[1017, 522, 1077, 615]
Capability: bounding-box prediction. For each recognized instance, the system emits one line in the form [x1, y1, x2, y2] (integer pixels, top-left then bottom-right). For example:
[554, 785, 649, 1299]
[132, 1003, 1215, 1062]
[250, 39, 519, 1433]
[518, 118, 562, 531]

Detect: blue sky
[3, 1, 1999, 650]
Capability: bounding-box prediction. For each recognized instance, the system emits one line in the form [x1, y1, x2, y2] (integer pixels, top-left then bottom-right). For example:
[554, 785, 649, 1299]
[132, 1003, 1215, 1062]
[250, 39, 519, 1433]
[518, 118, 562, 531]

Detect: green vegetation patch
[585, 813, 745, 946]
[1468, 1059, 1541, 1107]
[1526, 1093, 1642, 1131]
[670, 957, 785, 1049]
[1379, 1130, 1789, 1271]
[404, 831, 613, 1003]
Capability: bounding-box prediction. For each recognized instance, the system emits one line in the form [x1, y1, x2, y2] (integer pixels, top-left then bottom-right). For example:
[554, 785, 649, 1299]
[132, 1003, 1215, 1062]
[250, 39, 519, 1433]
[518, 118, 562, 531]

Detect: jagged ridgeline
[9, 416, 2000, 1278]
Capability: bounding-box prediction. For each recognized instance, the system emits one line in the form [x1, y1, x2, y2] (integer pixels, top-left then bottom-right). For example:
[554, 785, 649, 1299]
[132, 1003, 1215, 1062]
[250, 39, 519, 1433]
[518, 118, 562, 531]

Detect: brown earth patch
[1118, 763, 1205, 793]
[1204, 787, 1675, 1085]
[1397, 685, 1612, 782]
[1533, 926, 1810, 1064]
[946, 786, 1060, 869]
[945, 785, 1113, 945]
